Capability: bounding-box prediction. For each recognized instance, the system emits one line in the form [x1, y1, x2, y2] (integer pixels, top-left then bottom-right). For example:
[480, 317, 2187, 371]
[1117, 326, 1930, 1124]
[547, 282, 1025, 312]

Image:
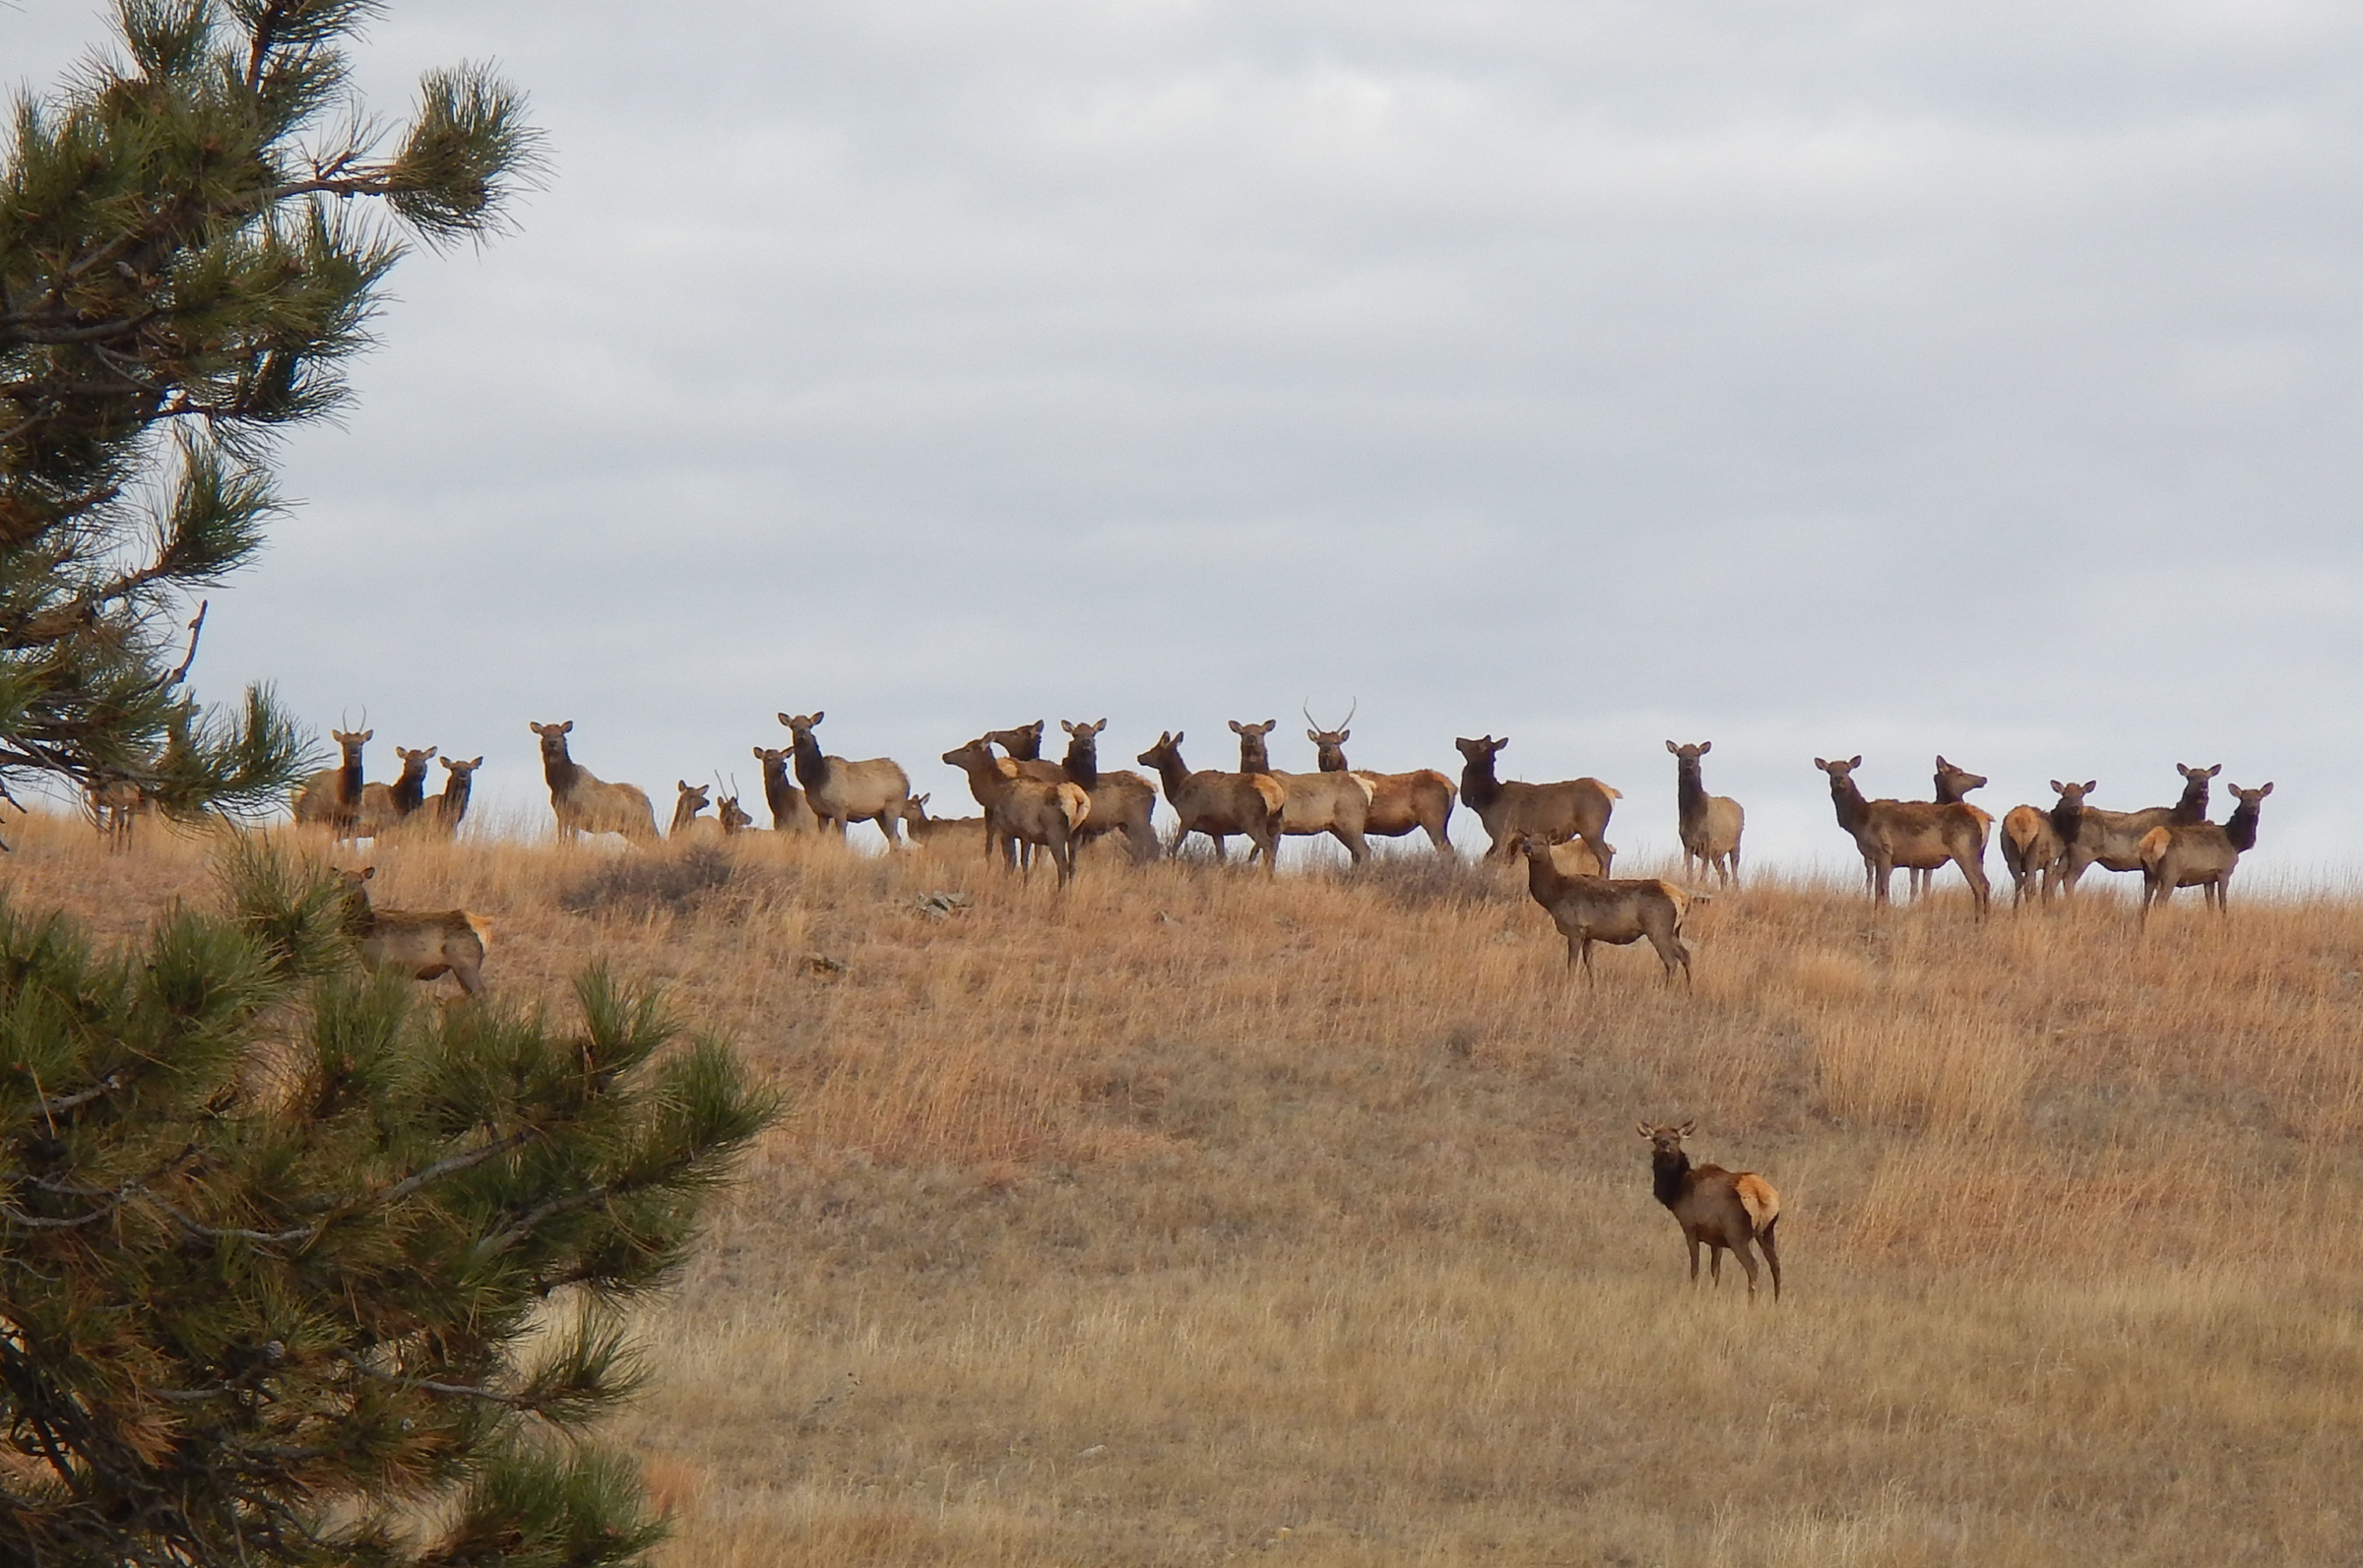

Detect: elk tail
[2138, 827, 2172, 869]
[465, 913, 493, 952]
[1736, 1173, 1779, 1231]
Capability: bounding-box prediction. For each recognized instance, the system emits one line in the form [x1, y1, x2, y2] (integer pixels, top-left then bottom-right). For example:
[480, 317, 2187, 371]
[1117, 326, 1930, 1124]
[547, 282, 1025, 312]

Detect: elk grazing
[1231, 718, 1374, 866]
[776, 712, 912, 846]
[528, 721, 660, 843]
[337, 867, 490, 998]
[1813, 755, 1991, 914]
[1515, 833, 1695, 984]
[751, 746, 816, 832]
[2139, 783, 2271, 921]
[671, 781, 716, 840]
[941, 737, 1093, 886]
[2056, 765, 2217, 899]
[1904, 756, 1989, 899]
[900, 792, 987, 847]
[291, 727, 371, 833]
[1135, 731, 1285, 869]
[1454, 734, 1618, 870]
[1305, 703, 1457, 854]
[353, 744, 437, 839]
[427, 755, 481, 838]
[1998, 802, 2064, 907]
[1056, 719, 1161, 865]
[1638, 1122, 1781, 1301]
[1666, 740, 1743, 885]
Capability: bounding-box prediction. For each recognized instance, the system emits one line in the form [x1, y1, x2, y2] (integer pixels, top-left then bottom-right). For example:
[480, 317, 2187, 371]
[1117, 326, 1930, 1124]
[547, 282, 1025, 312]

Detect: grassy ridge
[7, 813, 2360, 1564]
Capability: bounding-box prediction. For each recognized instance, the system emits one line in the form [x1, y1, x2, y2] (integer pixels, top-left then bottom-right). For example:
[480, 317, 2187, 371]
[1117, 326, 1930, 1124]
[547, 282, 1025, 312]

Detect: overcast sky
[13, 0, 2363, 873]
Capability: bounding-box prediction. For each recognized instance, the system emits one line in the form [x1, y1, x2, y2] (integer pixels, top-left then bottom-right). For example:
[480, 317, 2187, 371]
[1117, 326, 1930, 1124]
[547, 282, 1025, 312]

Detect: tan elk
[718, 794, 755, 835]
[1056, 719, 1161, 865]
[1231, 718, 1374, 865]
[353, 744, 437, 839]
[1903, 756, 1989, 899]
[751, 746, 816, 832]
[1515, 833, 1695, 984]
[671, 781, 717, 840]
[1666, 740, 1743, 885]
[337, 867, 490, 997]
[776, 712, 911, 846]
[1305, 703, 1456, 853]
[1638, 1122, 1782, 1301]
[291, 727, 371, 834]
[985, 720, 1088, 871]
[529, 721, 660, 843]
[900, 792, 987, 847]
[424, 755, 481, 839]
[1998, 803, 2064, 907]
[88, 778, 146, 852]
[1454, 734, 1618, 870]
[2056, 765, 2217, 899]
[1135, 731, 1285, 869]
[1814, 756, 1991, 914]
[2139, 783, 2271, 921]
[941, 737, 1092, 886]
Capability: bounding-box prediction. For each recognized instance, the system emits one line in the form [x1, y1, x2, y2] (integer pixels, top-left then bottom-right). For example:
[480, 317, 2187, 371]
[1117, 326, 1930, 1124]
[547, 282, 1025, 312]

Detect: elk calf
[2139, 783, 2271, 921]
[1517, 834, 1694, 984]
[671, 782, 718, 840]
[1638, 1122, 1781, 1301]
[901, 792, 987, 847]
[337, 868, 490, 997]
[1667, 740, 1743, 885]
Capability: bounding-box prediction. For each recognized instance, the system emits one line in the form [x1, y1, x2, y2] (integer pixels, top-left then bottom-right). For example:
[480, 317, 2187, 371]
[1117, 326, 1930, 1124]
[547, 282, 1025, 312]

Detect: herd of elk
[287, 728, 479, 842]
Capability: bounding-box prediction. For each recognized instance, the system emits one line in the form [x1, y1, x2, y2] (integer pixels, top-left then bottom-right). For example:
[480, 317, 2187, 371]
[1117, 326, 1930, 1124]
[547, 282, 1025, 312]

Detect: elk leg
[1686, 1234, 1701, 1284]
[1736, 1242, 1760, 1299]
[1708, 1244, 1724, 1287]
[1758, 1225, 1782, 1300]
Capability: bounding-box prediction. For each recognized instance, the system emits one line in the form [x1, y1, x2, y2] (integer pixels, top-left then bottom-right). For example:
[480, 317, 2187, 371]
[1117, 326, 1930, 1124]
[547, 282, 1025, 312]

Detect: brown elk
[776, 713, 912, 846]
[528, 721, 660, 843]
[986, 720, 1092, 870]
[1998, 803, 2064, 907]
[941, 737, 1092, 886]
[1515, 833, 1695, 984]
[718, 794, 755, 835]
[671, 781, 716, 839]
[1637, 1122, 1781, 1301]
[751, 746, 816, 833]
[1135, 731, 1285, 869]
[353, 744, 437, 839]
[426, 755, 480, 838]
[1056, 719, 1161, 865]
[1454, 735, 1618, 870]
[291, 727, 371, 833]
[336, 867, 490, 997]
[1904, 756, 1989, 899]
[88, 779, 146, 852]
[1305, 703, 1456, 854]
[900, 792, 987, 847]
[2056, 765, 2217, 898]
[2139, 783, 2271, 921]
[1231, 718, 1373, 865]
[1666, 740, 1743, 885]
[1813, 756, 1991, 914]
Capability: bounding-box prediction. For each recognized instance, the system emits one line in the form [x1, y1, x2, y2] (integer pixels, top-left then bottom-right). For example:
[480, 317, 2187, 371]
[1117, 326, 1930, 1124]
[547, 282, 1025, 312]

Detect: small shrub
[563, 846, 736, 917]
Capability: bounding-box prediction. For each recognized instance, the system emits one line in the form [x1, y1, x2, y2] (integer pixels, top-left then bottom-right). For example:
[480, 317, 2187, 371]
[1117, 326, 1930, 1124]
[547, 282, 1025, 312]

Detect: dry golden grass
[7, 809, 2362, 1564]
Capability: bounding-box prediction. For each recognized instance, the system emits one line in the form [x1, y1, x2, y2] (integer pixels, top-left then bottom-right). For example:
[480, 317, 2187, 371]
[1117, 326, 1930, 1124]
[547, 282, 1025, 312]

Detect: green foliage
[0, 848, 777, 1567]
[0, 1, 543, 818]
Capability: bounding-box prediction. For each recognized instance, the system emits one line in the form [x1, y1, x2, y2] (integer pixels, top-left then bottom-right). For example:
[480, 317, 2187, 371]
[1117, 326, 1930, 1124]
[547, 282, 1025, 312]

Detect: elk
[528, 721, 660, 843]
[88, 779, 146, 852]
[1904, 756, 1989, 899]
[900, 792, 987, 847]
[718, 794, 755, 835]
[776, 712, 912, 846]
[1813, 756, 1991, 914]
[1998, 803, 2064, 907]
[1454, 735, 1618, 870]
[1515, 833, 1694, 984]
[427, 755, 481, 838]
[336, 867, 490, 998]
[941, 737, 1092, 886]
[1056, 719, 1161, 865]
[1135, 731, 1285, 869]
[1305, 703, 1456, 853]
[750, 746, 816, 832]
[353, 744, 437, 839]
[2056, 765, 2217, 898]
[1231, 718, 1374, 865]
[983, 720, 1081, 870]
[671, 781, 716, 839]
[1666, 740, 1743, 885]
[1637, 1122, 1781, 1301]
[291, 727, 371, 833]
[2139, 783, 2271, 921]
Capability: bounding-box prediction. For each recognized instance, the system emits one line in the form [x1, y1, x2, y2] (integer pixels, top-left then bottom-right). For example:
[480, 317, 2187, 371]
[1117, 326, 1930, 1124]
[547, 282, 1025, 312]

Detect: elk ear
[1060, 721, 1076, 734]
[558, 721, 572, 733]
[1848, 755, 1862, 769]
[810, 710, 824, 724]
[777, 713, 793, 726]
[468, 757, 482, 768]
[2049, 780, 2064, 793]
[1667, 740, 1679, 753]
[1228, 720, 1245, 733]
[1306, 729, 1320, 743]
[1171, 729, 1183, 745]
[2205, 764, 2221, 778]
[1697, 741, 1709, 754]
[2258, 782, 2274, 796]
[1676, 1119, 1694, 1137]
[360, 866, 376, 881]
[2083, 780, 2097, 793]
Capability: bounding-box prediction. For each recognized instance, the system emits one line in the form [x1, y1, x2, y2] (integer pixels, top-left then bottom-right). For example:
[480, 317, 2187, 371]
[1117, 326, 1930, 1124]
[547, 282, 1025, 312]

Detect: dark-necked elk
[1814, 756, 1991, 914]
[2139, 782, 2271, 922]
[671, 781, 716, 840]
[751, 746, 816, 833]
[1056, 720, 1161, 865]
[425, 755, 480, 838]
[529, 721, 660, 843]
[900, 792, 986, 847]
[292, 727, 371, 834]
[1904, 756, 1989, 899]
[942, 737, 1092, 886]
[1516, 833, 1694, 984]
[337, 867, 490, 997]
[354, 744, 437, 839]
[1999, 801, 2064, 908]
[1305, 704, 1456, 854]
[2056, 765, 2217, 899]
[1667, 740, 1743, 885]
[1455, 734, 1617, 870]
[1638, 1122, 1781, 1301]
[1231, 719, 1373, 866]
[777, 712, 911, 846]
[1136, 731, 1284, 870]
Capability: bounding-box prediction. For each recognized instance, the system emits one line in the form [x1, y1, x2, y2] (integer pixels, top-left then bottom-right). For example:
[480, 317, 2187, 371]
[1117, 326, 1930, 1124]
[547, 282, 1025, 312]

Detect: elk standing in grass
[2139, 783, 2271, 922]
[1814, 755, 1991, 914]
[337, 867, 490, 997]
[353, 744, 437, 839]
[1999, 800, 2065, 908]
[426, 755, 480, 838]
[1638, 1122, 1781, 1301]
[1455, 734, 1618, 870]
[942, 737, 1092, 886]
[1057, 719, 1161, 866]
[751, 746, 816, 833]
[777, 712, 911, 846]
[1667, 740, 1743, 885]
[1136, 731, 1285, 870]
[1515, 833, 1694, 984]
[291, 727, 371, 834]
[88, 779, 145, 851]
[2056, 765, 2217, 899]
[1904, 756, 1990, 899]
[529, 721, 660, 844]
[900, 793, 986, 847]
[1231, 718, 1374, 866]
[1306, 704, 1456, 854]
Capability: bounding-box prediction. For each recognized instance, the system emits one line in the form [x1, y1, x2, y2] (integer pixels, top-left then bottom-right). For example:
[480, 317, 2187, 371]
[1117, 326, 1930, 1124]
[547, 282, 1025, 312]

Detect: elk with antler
[1304, 701, 1456, 854]
[291, 727, 371, 835]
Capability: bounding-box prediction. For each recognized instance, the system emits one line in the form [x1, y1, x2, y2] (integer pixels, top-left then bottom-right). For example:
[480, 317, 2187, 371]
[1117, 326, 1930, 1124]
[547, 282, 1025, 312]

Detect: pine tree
[0, 1, 542, 821]
[0, 844, 776, 1566]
